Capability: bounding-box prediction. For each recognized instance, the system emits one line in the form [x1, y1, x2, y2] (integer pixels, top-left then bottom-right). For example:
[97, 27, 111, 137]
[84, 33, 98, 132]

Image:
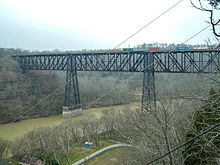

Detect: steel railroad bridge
[13, 49, 220, 111]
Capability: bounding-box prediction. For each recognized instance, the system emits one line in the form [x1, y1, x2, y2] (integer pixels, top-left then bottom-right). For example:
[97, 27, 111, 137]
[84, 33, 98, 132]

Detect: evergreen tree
[183, 88, 220, 165]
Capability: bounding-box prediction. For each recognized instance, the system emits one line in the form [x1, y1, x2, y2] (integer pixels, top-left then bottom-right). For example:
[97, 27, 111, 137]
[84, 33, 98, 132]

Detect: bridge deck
[13, 49, 220, 73]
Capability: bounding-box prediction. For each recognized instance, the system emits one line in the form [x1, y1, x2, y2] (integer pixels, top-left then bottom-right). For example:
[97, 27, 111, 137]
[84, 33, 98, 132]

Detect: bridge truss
[13, 49, 220, 110]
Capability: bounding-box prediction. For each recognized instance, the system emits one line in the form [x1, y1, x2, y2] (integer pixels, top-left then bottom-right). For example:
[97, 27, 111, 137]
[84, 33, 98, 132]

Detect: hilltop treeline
[134, 42, 219, 49]
[28, 43, 219, 53]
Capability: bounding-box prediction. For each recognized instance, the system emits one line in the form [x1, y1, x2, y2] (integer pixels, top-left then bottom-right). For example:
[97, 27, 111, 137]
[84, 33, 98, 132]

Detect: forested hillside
[0, 48, 63, 123]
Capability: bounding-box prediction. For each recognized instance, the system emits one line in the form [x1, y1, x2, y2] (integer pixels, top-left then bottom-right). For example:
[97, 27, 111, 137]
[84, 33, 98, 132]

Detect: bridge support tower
[63, 56, 81, 118]
[141, 53, 156, 111]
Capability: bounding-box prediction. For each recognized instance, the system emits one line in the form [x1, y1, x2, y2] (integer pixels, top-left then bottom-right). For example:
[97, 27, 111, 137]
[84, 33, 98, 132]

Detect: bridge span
[13, 49, 220, 111]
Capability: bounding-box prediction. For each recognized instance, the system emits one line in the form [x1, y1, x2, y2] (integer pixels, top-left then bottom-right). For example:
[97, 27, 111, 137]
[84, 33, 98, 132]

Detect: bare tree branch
[190, 0, 220, 37]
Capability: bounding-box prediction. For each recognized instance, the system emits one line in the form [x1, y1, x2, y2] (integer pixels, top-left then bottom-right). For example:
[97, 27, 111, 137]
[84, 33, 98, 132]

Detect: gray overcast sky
[0, 0, 219, 51]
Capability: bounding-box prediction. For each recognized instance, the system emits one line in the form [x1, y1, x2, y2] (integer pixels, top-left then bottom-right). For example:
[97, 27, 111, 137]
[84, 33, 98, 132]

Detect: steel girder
[13, 50, 220, 73]
[64, 56, 80, 107]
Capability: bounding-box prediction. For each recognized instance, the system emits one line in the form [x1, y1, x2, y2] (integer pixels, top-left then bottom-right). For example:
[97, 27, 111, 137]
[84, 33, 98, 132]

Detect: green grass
[0, 103, 140, 141]
[85, 147, 133, 165]
[2, 139, 118, 165]
[61, 139, 116, 165]
[0, 158, 19, 165]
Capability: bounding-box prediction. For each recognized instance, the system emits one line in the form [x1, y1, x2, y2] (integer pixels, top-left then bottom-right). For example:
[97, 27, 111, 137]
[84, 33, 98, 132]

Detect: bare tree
[110, 99, 197, 165]
[190, 0, 220, 38]
[0, 138, 9, 160]
[101, 110, 119, 140]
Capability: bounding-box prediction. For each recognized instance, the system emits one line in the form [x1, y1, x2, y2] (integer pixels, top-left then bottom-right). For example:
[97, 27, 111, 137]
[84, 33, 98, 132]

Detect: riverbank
[0, 102, 140, 141]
